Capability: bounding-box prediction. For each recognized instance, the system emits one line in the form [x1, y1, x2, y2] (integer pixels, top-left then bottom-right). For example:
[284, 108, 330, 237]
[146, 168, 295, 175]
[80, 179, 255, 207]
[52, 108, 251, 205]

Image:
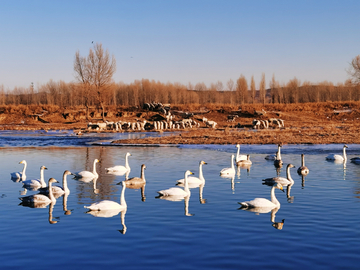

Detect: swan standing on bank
[39, 170, 72, 196]
[106, 152, 131, 174]
[73, 159, 99, 179]
[297, 154, 309, 175]
[11, 160, 27, 181]
[262, 164, 295, 187]
[157, 170, 193, 198]
[326, 144, 348, 162]
[177, 161, 207, 187]
[238, 182, 284, 209]
[235, 144, 247, 163]
[19, 178, 59, 204]
[84, 181, 127, 211]
[22, 165, 48, 189]
[220, 155, 236, 177]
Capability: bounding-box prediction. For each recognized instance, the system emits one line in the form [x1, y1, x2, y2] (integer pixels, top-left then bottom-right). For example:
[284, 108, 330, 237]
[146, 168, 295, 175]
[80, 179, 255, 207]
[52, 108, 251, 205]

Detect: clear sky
[1, 0, 359, 90]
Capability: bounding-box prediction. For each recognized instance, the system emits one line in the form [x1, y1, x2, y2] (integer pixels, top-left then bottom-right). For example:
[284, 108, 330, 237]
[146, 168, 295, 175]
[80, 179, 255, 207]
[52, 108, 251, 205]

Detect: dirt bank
[0, 103, 359, 144]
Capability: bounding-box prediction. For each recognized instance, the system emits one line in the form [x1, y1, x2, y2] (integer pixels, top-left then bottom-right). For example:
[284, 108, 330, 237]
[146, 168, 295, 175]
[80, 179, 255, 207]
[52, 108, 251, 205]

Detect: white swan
[157, 170, 193, 198]
[19, 178, 58, 205]
[125, 164, 146, 186]
[274, 146, 283, 167]
[297, 154, 309, 176]
[84, 181, 127, 210]
[11, 160, 27, 181]
[265, 144, 281, 160]
[39, 170, 72, 196]
[176, 161, 207, 187]
[326, 144, 348, 162]
[262, 164, 295, 187]
[22, 165, 48, 189]
[238, 182, 284, 209]
[237, 154, 252, 166]
[106, 152, 131, 174]
[220, 155, 235, 177]
[235, 144, 247, 163]
[73, 159, 99, 179]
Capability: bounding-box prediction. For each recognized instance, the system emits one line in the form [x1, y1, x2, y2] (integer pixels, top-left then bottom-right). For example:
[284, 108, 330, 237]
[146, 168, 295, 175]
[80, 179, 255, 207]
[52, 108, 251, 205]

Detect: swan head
[63, 170, 73, 176]
[40, 165, 48, 171]
[236, 144, 240, 148]
[344, 144, 348, 149]
[19, 160, 26, 164]
[126, 152, 131, 157]
[274, 182, 284, 191]
[95, 159, 100, 163]
[200, 160, 207, 165]
[185, 170, 194, 177]
[141, 164, 146, 170]
[287, 164, 295, 169]
[48, 178, 59, 184]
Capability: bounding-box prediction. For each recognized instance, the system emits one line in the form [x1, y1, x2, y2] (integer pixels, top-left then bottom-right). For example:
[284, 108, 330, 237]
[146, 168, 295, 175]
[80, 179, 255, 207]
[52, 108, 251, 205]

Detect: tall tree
[74, 43, 116, 121]
[348, 55, 360, 84]
[250, 76, 256, 103]
[236, 75, 248, 104]
[259, 73, 266, 104]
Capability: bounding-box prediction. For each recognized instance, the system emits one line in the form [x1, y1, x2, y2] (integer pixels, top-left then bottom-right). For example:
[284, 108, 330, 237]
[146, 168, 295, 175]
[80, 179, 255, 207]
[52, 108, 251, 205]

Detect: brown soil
[0, 103, 359, 145]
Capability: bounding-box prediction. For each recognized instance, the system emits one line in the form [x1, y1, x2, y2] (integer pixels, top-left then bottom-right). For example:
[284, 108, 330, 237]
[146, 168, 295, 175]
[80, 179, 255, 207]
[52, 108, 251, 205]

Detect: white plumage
[326, 144, 348, 162]
[73, 159, 99, 179]
[235, 144, 247, 163]
[22, 165, 48, 189]
[220, 155, 235, 177]
[11, 160, 27, 181]
[176, 161, 207, 187]
[262, 164, 295, 187]
[106, 152, 131, 175]
[157, 170, 193, 197]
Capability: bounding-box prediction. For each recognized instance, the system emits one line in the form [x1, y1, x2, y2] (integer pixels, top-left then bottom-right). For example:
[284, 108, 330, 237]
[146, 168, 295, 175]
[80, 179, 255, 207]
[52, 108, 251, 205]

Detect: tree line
[1, 43, 359, 108]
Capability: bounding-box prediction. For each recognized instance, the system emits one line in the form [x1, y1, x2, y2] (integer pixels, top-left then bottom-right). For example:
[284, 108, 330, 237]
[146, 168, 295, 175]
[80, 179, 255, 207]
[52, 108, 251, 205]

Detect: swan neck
[286, 166, 293, 181]
[40, 169, 46, 187]
[231, 156, 235, 169]
[302, 155, 305, 166]
[343, 147, 347, 160]
[120, 184, 127, 207]
[22, 162, 27, 174]
[141, 166, 145, 180]
[199, 164, 204, 180]
[63, 174, 70, 193]
[236, 145, 240, 159]
[48, 181, 56, 203]
[184, 173, 189, 192]
[92, 160, 98, 176]
[125, 155, 130, 169]
[270, 186, 280, 206]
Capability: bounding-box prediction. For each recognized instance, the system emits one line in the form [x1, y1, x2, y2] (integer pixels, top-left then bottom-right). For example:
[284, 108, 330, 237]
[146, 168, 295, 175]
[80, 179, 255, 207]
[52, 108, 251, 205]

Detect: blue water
[1, 132, 360, 269]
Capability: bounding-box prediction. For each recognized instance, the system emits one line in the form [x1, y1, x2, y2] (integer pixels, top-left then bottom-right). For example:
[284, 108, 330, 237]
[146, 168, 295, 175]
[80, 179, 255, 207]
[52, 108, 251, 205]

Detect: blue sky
[1, 0, 359, 90]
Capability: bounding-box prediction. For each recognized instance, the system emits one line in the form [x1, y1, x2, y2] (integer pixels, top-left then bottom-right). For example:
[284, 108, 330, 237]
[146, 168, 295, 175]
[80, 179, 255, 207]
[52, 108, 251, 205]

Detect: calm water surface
[1, 131, 360, 269]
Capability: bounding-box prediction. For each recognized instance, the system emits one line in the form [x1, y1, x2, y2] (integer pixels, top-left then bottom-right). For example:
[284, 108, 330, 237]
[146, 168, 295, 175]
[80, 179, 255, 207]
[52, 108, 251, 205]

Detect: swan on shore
[220, 155, 235, 177]
[39, 170, 72, 196]
[177, 161, 207, 187]
[73, 159, 99, 179]
[235, 144, 247, 163]
[106, 152, 131, 175]
[262, 164, 295, 187]
[84, 181, 127, 211]
[22, 165, 48, 189]
[19, 178, 59, 205]
[237, 154, 252, 166]
[11, 160, 27, 181]
[157, 170, 193, 198]
[326, 144, 348, 162]
[297, 154, 309, 175]
[125, 164, 146, 186]
[238, 182, 284, 209]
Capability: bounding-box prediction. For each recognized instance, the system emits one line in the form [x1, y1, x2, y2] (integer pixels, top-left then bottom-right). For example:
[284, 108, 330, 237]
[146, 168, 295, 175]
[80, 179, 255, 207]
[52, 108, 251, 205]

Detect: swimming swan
[274, 146, 283, 167]
[220, 155, 235, 177]
[73, 159, 100, 179]
[237, 154, 252, 166]
[262, 164, 295, 187]
[125, 164, 146, 186]
[84, 181, 127, 211]
[19, 178, 59, 205]
[176, 161, 207, 187]
[238, 182, 284, 209]
[157, 170, 193, 197]
[106, 152, 131, 174]
[326, 144, 348, 162]
[11, 160, 27, 181]
[235, 144, 247, 163]
[22, 165, 48, 189]
[39, 170, 72, 196]
[297, 154, 309, 175]
[265, 144, 282, 160]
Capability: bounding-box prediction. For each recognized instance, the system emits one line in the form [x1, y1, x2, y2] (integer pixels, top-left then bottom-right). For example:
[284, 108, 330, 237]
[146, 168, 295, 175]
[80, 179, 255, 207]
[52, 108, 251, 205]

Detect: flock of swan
[10, 143, 354, 230]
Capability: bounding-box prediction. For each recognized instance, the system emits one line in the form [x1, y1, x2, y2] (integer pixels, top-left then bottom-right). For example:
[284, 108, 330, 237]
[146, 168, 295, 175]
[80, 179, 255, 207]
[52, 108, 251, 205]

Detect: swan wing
[239, 198, 275, 208]
[74, 171, 95, 178]
[157, 187, 188, 197]
[262, 177, 290, 186]
[176, 176, 202, 185]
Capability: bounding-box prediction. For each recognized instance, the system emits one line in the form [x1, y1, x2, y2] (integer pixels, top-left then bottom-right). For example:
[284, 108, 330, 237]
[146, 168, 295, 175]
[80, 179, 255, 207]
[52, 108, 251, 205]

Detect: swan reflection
[87, 209, 127, 234]
[48, 202, 57, 224]
[156, 194, 193, 216]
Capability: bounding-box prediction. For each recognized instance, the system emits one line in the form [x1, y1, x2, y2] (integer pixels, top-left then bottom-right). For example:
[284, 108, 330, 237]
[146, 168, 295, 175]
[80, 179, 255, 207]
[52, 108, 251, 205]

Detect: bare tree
[250, 76, 256, 103]
[259, 73, 266, 104]
[226, 79, 235, 104]
[348, 55, 360, 84]
[236, 75, 248, 104]
[74, 43, 116, 121]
